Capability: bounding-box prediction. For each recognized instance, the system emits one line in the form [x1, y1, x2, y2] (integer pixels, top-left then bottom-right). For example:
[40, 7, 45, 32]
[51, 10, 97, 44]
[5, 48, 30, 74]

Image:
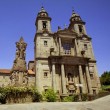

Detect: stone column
[73, 70, 79, 94]
[59, 37, 62, 55]
[76, 75, 80, 94]
[61, 64, 67, 95]
[75, 39, 79, 56]
[85, 65, 92, 94]
[79, 65, 86, 93]
[52, 64, 56, 92]
[35, 62, 41, 92]
[93, 64, 101, 91]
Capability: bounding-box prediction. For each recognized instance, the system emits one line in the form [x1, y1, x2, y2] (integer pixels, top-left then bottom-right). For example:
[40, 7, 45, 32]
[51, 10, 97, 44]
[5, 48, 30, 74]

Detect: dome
[70, 9, 82, 22]
[71, 12, 80, 17]
[37, 6, 48, 17]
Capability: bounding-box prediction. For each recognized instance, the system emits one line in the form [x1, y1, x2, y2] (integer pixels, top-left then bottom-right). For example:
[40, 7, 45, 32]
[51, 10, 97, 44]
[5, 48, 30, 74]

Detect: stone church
[0, 7, 101, 96]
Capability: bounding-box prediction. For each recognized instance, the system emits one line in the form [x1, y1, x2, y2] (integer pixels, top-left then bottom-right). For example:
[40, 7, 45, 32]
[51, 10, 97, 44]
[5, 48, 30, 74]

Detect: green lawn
[102, 85, 110, 90]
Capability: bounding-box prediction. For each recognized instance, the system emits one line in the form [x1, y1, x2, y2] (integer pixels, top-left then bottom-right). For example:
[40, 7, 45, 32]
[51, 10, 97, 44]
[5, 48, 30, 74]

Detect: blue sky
[0, 0, 110, 76]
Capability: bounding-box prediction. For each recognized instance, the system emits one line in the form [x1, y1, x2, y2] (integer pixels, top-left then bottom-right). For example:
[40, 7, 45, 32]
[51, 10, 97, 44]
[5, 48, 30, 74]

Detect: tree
[100, 71, 110, 85]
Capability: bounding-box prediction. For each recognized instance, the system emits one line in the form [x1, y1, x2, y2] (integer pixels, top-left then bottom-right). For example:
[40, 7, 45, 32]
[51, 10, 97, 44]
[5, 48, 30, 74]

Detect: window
[93, 89, 96, 95]
[44, 89, 48, 92]
[43, 86, 48, 92]
[44, 72, 48, 77]
[78, 25, 83, 33]
[90, 74, 94, 79]
[84, 44, 87, 50]
[63, 43, 71, 55]
[44, 41, 47, 46]
[42, 21, 47, 29]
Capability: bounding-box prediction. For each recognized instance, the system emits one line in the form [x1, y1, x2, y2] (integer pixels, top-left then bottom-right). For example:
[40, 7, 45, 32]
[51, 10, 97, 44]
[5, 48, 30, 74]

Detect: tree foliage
[100, 71, 110, 85]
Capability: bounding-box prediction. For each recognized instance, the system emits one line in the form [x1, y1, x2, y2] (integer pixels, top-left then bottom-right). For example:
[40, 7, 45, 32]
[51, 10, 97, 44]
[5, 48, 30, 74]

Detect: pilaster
[52, 64, 56, 92]
[85, 65, 92, 94]
[61, 64, 67, 95]
[79, 65, 86, 94]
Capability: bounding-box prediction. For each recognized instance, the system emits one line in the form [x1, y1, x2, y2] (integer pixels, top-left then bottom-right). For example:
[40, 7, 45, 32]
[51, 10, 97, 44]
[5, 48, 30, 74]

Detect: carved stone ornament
[11, 37, 27, 72]
[10, 37, 28, 86]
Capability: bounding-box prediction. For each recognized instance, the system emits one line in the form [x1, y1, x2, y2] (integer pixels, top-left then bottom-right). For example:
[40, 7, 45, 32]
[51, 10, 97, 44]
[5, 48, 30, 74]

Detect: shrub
[62, 96, 73, 102]
[0, 93, 6, 104]
[32, 88, 42, 102]
[62, 94, 79, 102]
[97, 90, 110, 98]
[81, 93, 88, 101]
[72, 94, 79, 102]
[42, 89, 57, 102]
[0, 86, 42, 103]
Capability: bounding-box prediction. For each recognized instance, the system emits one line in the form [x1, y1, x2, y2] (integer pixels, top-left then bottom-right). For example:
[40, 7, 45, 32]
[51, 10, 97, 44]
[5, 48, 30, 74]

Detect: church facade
[0, 7, 101, 96]
[34, 7, 101, 96]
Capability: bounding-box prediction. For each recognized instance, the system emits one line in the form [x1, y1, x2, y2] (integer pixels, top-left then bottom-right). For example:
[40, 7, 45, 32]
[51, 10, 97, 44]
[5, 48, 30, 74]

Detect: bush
[81, 94, 88, 101]
[97, 90, 110, 98]
[0, 86, 42, 103]
[62, 96, 73, 102]
[32, 89, 42, 102]
[62, 94, 79, 102]
[72, 94, 79, 102]
[42, 89, 57, 102]
[0, 93, 6, 104]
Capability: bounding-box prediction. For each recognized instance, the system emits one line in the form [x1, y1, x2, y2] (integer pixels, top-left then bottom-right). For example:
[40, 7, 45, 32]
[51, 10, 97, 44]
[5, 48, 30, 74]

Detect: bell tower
[69, 9, 87, 35]
[35, 6, 52, 33]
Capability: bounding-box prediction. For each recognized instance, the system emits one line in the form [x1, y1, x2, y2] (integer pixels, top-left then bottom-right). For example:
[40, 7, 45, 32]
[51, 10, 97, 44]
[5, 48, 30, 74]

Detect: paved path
[0, 95, 110, 110]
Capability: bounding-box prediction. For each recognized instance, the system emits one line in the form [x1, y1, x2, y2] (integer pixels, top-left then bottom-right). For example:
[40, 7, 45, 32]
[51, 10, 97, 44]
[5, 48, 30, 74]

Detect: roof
[28, 70, 35, 75]
[0, 69, 11, 74]
[0, 69, 35, 75]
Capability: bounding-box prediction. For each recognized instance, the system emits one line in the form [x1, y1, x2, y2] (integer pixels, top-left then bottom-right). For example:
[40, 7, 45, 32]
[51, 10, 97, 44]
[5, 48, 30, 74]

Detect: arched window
[42, 21, 47, 29]
[78, 25, 83, 33]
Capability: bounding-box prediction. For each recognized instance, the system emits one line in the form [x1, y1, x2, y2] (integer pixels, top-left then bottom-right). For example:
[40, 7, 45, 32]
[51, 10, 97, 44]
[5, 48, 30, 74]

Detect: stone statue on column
[10, 37, 28, 86]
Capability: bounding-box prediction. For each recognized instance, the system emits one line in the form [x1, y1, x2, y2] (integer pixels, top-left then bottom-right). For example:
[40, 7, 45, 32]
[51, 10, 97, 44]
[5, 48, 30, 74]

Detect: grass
[102, 85, 110, 90]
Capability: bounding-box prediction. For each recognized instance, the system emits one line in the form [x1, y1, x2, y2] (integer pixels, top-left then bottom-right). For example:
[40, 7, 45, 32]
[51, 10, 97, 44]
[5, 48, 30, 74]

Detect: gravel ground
[0, 95, 110, 110]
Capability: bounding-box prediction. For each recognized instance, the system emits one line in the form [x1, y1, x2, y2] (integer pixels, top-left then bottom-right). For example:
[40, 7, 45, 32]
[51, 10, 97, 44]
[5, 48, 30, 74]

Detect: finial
[41, 2, 44, 10]
[72, 7, 75, 14]
[19, 37, 24, 43]
[41, 6, 44, 10]
[40, 5, 46, 12]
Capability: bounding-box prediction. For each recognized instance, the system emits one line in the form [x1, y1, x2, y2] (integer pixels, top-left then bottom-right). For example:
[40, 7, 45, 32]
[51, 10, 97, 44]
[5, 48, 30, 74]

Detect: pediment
[57, 29, 77, 35]
[56, 29, 78, 38]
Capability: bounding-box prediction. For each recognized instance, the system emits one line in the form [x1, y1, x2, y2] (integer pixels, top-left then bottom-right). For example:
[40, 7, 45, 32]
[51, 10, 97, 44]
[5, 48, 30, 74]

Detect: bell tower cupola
[69, 9, 87, 35]
[35, 7, 52, 33]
